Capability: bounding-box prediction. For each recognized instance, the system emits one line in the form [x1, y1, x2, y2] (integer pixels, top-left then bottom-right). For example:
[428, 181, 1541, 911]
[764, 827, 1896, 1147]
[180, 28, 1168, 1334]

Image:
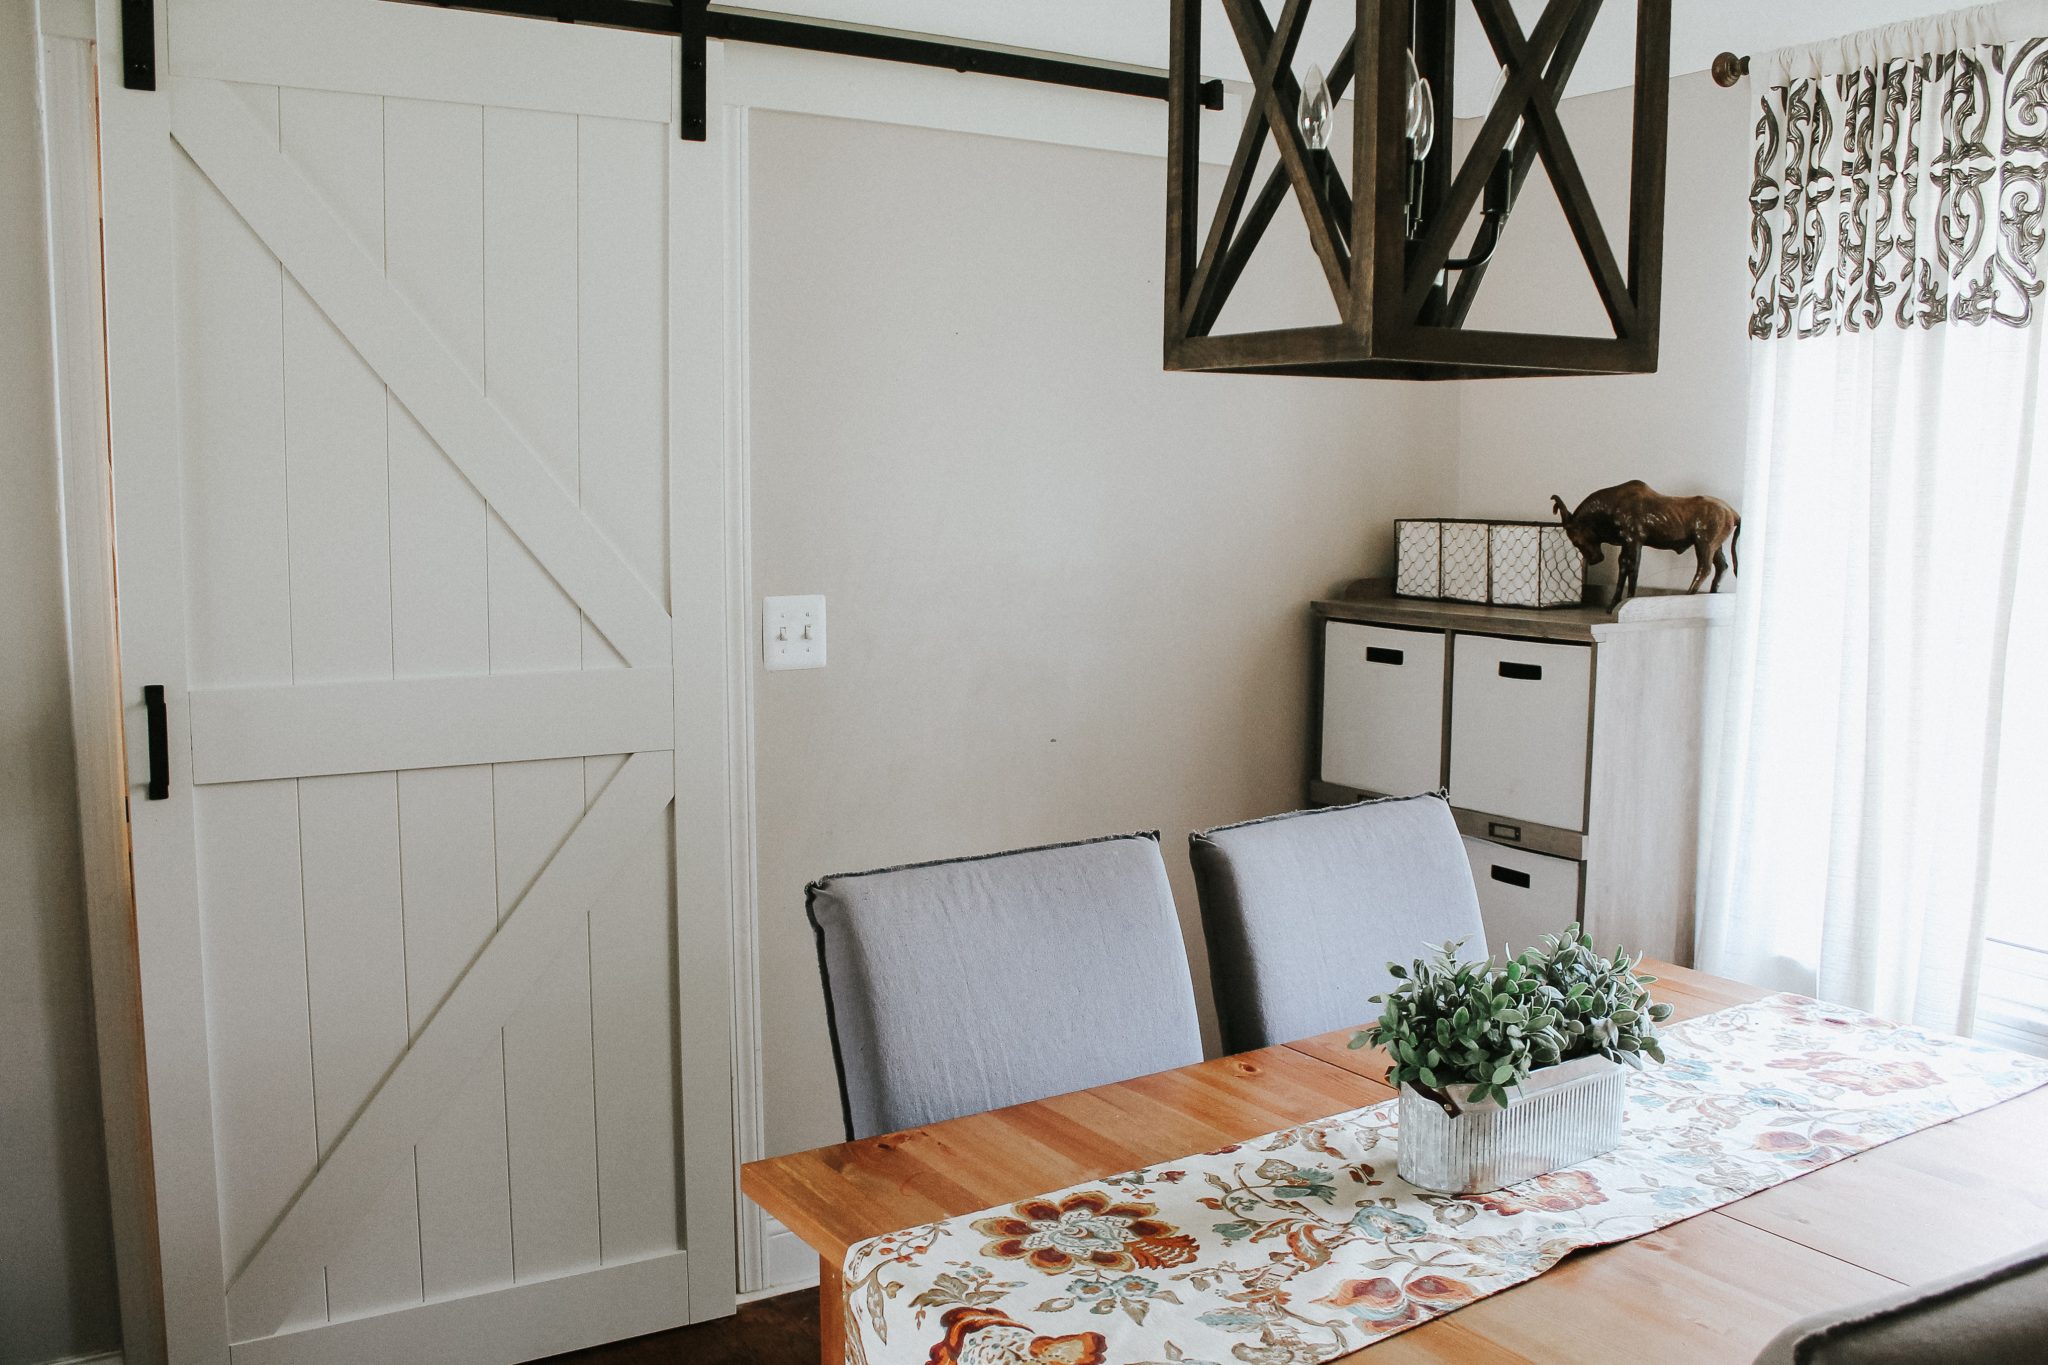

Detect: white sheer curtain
[1697, 3, 2048, 1038]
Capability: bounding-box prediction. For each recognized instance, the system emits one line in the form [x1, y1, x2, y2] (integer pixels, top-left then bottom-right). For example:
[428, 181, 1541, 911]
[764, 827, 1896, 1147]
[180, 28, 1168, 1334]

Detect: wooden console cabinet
[1311, 581, 1731, 964]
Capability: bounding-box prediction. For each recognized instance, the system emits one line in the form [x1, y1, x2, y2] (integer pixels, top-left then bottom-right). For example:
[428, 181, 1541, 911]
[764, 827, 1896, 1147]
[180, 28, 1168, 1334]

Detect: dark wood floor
[546, 1289, 820, 1365]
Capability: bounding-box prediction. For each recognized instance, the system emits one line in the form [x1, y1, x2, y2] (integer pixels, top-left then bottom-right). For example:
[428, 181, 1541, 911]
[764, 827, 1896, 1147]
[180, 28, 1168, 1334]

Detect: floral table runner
[841, 994, 2048, 1365]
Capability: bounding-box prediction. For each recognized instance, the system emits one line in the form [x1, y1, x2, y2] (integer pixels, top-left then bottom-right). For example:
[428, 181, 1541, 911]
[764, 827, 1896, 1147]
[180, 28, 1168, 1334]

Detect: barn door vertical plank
[382, 92, 517, 1302]
[385, 94, 490, 680]
[482, 102, 605, 1282]
[579, 110, 682, 1263]
[297, 772, 420, 1318]
[175, 78, 329, 1339]
[178, 82, 293, 696]
[278, 85, 394, 684]
[398, 767, 514, 1299]
[198, 782, 327, 1339]
[482, 105, 584, 670]
[276, 83, 427, 1322]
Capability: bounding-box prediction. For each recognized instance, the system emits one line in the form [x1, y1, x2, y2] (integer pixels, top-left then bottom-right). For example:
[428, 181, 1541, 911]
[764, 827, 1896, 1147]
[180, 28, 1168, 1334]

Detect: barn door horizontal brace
[410, 1, 1228, 138]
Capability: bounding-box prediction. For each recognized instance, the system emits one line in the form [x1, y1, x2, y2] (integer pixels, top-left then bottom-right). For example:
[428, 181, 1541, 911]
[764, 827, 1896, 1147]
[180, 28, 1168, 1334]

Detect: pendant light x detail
[1164, 0, 1671, 381]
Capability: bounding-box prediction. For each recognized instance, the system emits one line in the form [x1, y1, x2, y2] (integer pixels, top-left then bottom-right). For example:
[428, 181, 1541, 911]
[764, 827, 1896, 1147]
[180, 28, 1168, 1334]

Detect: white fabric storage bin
[1448, 635, 1593, 831]
[1320, 622, 1446, 796]
[1395, 520, 1442, 598]
[1463, 836, 1583, 958]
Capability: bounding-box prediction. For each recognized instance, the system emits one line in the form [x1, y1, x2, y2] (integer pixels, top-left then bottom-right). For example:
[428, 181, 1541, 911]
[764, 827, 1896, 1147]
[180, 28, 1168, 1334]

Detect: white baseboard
[744, 1215, 821, 1300]
[37, 1352, 124, 1365]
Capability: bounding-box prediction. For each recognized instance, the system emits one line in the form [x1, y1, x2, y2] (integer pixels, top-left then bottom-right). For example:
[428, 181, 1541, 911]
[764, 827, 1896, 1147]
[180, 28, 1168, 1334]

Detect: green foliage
[1349, 925, 1672, 1117]
[1351, 939, 1566, 1115]
[1525, 921, 1674, 1069]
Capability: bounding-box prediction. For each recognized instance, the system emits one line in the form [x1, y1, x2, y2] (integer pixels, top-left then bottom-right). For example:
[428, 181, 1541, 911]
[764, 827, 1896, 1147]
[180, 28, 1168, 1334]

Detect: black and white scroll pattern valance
[1749, 37, 2048, 338]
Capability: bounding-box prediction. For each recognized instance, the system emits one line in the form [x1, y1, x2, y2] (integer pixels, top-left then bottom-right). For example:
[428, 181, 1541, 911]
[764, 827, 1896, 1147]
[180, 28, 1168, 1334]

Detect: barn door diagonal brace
[122, 0, 155, 89]
[411, 1, 1228, 140]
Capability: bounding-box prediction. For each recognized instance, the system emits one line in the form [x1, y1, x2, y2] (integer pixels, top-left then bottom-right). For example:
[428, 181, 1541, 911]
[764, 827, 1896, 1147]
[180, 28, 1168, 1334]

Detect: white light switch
[763, 595, 826, 671]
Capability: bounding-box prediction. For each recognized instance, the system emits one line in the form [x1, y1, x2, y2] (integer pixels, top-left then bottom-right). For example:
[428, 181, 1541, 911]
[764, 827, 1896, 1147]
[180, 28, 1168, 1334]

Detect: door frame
[36, 4, 169, 1363]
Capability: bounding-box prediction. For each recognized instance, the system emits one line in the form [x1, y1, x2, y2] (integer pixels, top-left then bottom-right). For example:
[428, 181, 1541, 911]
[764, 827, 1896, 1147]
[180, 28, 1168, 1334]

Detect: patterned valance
[1749, 36, 2048, 338]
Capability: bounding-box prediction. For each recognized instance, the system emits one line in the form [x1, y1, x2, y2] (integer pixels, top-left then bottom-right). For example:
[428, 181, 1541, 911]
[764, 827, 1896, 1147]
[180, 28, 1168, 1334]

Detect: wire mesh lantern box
[1163, 0, 1671, 380]
[1397, 518, 1583, 607]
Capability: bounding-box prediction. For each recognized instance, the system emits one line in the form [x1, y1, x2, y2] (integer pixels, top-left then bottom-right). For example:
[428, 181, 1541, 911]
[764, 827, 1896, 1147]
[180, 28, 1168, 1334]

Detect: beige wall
[1452, 72, 1755, 592]
[744, 81, 1759, 1157]
[0, 14, 123, 1365]
[747, 111, 1456, 1156]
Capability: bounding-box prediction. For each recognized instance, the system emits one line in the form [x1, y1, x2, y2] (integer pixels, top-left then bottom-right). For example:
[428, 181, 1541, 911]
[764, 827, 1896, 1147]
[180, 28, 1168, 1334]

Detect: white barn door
[95, 2, 735, 1361]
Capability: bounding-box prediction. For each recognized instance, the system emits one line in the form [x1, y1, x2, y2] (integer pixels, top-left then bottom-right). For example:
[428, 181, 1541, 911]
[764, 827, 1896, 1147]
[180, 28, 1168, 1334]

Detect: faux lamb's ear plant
[1524, 922, 1675, 1066]
[1349, 939, 1568, 1118]
[1349, 927, 1674, 1118]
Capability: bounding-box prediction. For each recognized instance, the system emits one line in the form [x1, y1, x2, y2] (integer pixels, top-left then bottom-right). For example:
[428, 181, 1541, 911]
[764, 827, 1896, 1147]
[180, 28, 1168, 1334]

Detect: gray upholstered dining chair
[806, 831, 1205, 1140]
[1189, 792, 1485, 1053]
[1753, 1239, 2048, 1363]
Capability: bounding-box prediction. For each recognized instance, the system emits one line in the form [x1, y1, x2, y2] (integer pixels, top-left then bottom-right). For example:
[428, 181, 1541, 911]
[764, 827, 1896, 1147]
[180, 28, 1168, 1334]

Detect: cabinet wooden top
[1314, 579, 1733, 644]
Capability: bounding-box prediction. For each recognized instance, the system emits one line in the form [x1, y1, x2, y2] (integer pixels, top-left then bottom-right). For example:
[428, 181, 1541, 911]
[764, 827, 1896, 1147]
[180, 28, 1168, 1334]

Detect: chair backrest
[1189, 793, 1484, 1053]
[1753, 1238, 2048, 1363]
[806, 832, 1204, 1140]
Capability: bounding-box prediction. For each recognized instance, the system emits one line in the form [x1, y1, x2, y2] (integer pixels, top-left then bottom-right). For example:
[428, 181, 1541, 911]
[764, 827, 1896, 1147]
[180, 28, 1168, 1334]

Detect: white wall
[746, 110, 1455, 1156]
[0, 9, 123, 1365]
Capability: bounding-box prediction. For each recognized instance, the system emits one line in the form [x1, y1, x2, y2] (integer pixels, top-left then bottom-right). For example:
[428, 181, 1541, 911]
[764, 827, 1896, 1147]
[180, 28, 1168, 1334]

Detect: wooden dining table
[741, 961, 2048, 1363]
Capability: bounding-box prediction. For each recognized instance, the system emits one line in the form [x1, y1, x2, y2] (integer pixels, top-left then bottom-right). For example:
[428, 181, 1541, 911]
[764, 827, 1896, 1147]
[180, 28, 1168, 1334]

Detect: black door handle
[144, 685, 169, 801]
[1498, 661, 1543, 681]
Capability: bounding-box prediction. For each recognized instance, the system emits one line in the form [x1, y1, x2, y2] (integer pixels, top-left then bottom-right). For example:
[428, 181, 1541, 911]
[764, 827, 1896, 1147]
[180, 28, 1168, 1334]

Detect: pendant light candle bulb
[1298, 63, 1334, 152]
[1405, 49, 1436, 160]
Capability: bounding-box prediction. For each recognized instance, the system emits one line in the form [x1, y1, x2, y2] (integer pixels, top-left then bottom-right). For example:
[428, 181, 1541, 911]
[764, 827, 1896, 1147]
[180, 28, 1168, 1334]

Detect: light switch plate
[763, 594, 826, 671]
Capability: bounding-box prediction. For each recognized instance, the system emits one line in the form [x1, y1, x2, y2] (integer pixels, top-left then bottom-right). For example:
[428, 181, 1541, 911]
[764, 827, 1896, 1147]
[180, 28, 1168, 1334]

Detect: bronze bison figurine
[1551, 480, 1741, 610]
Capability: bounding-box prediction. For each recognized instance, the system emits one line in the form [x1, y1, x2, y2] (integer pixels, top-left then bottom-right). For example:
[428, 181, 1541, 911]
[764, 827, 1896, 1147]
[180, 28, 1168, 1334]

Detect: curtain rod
[1712, 52, 1750, 87]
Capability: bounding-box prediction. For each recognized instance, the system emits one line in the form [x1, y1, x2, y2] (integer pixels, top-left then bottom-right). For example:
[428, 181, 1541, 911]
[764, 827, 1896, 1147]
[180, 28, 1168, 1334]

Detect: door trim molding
[716, 95, 774, 1297]
[37, 17, 169, 1365]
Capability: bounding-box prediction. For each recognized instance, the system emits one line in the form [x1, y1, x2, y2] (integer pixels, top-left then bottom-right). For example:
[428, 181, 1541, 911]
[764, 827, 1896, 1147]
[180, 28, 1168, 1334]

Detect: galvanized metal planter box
[1397, 1055, 1627, 1194]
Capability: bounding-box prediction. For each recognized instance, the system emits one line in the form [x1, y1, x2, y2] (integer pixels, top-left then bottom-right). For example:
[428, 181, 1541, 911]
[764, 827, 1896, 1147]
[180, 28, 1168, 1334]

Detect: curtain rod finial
[1712, 52, 1750, 88]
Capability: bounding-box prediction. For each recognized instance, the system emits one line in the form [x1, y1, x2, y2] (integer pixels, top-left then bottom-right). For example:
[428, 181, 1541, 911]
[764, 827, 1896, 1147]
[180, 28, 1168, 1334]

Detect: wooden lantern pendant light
[1165, 0, 1671, 379]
